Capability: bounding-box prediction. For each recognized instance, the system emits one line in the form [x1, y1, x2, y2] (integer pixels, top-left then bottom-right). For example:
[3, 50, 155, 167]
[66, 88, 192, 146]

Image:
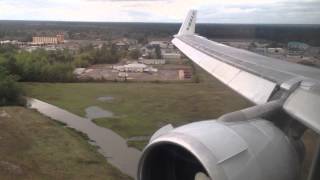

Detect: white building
[25, 46, 39, 52]
[162, 52, 181, 59]
[0, 40, 23, 45]
[114, 63, 147, 72]
[113, 63, 158, 73]
[144, 67, 158, 72]
[118, 72, 129, 78]
[139, 59, 166, 65]
[73, 68, 86, 75]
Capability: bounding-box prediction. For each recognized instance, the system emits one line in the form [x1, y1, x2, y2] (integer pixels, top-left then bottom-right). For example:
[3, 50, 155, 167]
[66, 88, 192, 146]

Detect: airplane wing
[138, 10, 320, 180]
[172, 10, 320, 134]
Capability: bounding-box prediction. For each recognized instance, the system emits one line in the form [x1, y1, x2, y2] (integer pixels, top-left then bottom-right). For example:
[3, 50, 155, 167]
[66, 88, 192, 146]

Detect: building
[287, 41, 309, 57]
[25, 46, 38, 52]
[73, 68, 86, 76]
[0, 40, 25, 46]
[139, 59, 166, 65]
[161, 49, 181, 59]
[141, 46, 156, 59]
[149, 41, 169, 49]
[113, 63, 158, 73]
[114, 63, 147, 72]
[118, 72, 129, 79]
[32, 34, 64, 45]
[162, 52, 181, 59]
[115, 41, 129, 51]
[178, 69, 192, 80]
[0, 40, 17, 45]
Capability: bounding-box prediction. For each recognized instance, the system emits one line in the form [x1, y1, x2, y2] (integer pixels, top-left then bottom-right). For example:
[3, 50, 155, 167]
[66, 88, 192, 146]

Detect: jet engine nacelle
[138, 119, 300, 180]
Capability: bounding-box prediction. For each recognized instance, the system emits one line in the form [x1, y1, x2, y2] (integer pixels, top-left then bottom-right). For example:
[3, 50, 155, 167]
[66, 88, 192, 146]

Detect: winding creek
[27, 98, 141, 179]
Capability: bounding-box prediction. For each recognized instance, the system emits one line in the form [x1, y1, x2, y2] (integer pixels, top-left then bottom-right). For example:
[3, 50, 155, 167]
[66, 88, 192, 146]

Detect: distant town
[1, 23, 319, 83]
[0, 32, 194, 82]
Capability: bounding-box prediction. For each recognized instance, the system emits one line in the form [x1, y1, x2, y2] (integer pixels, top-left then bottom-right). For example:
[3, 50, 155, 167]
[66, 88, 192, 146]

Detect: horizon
[1, 19, 320, 26]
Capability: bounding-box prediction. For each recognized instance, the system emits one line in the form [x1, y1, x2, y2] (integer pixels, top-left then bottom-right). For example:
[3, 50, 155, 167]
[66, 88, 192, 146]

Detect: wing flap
[284, 83, 320, 134]
[229, 71, 277, 104]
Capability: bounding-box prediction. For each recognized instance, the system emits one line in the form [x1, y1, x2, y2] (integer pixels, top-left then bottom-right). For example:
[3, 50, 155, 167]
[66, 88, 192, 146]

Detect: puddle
[85, 106, 114, 119]
[97, 96, 115, 102]
[27, 98, 141, 179]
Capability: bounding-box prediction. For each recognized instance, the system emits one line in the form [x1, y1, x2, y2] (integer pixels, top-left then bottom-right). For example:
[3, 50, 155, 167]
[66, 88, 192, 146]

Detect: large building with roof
[32, 34, 64, 45]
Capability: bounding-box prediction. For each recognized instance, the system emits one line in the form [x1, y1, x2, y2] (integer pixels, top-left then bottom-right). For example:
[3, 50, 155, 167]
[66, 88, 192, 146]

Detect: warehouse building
[114, 63, 147, 72]
[113, 63, 158, 73]
[139, 59, 166, 65]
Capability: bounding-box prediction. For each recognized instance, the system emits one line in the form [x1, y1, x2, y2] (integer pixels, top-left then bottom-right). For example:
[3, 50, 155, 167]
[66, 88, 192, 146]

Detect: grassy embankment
[0, 106, 132, 180]
[23, 68, 251, 150]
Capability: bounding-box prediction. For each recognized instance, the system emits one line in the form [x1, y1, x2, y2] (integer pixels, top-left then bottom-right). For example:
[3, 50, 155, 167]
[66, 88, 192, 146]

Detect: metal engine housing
[138, 119, 299, 180]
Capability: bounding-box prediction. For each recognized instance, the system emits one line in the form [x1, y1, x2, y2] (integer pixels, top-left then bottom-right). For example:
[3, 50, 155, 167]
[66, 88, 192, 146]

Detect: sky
[0, 0, 319, 24]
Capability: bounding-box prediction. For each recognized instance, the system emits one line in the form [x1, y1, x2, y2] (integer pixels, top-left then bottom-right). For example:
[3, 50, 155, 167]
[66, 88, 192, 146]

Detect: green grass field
[19, 67, 319, 179]
[23, 69, 251, 150]
[0, 107, 132, 180]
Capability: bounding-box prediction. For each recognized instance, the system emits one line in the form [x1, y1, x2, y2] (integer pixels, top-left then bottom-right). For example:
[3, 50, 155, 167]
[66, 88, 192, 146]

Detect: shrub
[0, 68, 24, 106]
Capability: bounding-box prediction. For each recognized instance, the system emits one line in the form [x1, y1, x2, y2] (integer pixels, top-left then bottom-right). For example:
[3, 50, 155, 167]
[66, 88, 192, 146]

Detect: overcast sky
[0, 0, 319, 24]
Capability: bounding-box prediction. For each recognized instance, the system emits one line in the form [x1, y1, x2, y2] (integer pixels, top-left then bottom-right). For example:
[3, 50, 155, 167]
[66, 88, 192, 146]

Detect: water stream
[27, 98, 141, 179]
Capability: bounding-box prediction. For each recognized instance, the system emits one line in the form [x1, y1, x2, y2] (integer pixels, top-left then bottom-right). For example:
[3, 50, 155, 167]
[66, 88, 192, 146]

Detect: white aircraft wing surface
[172, 10, 320, 133]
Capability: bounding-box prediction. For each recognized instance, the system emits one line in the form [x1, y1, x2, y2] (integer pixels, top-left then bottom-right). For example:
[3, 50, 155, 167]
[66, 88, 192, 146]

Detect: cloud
[88, 0, 165, 1]
[0, 0, 319, 24]
[198, 0, 320, 24]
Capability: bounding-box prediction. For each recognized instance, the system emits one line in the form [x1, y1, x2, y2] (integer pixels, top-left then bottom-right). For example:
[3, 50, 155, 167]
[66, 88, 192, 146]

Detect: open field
[20, 67, 318, 179]
[0, 107, 132, 180]
[23, 68, 252, 150]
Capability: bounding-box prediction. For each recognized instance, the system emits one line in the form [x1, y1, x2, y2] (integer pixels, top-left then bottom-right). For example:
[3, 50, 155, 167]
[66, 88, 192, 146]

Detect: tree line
[0, 43, 122, 105]
[1, 21, 320, 46]
[0, 44, 121, 82]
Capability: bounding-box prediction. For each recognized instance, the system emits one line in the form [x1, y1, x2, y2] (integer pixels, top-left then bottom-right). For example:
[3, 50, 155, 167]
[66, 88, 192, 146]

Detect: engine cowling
[138, 119, 300, 180]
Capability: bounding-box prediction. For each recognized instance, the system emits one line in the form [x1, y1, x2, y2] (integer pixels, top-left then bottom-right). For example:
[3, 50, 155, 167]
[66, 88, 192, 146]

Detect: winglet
[178, 10, 197, 36]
